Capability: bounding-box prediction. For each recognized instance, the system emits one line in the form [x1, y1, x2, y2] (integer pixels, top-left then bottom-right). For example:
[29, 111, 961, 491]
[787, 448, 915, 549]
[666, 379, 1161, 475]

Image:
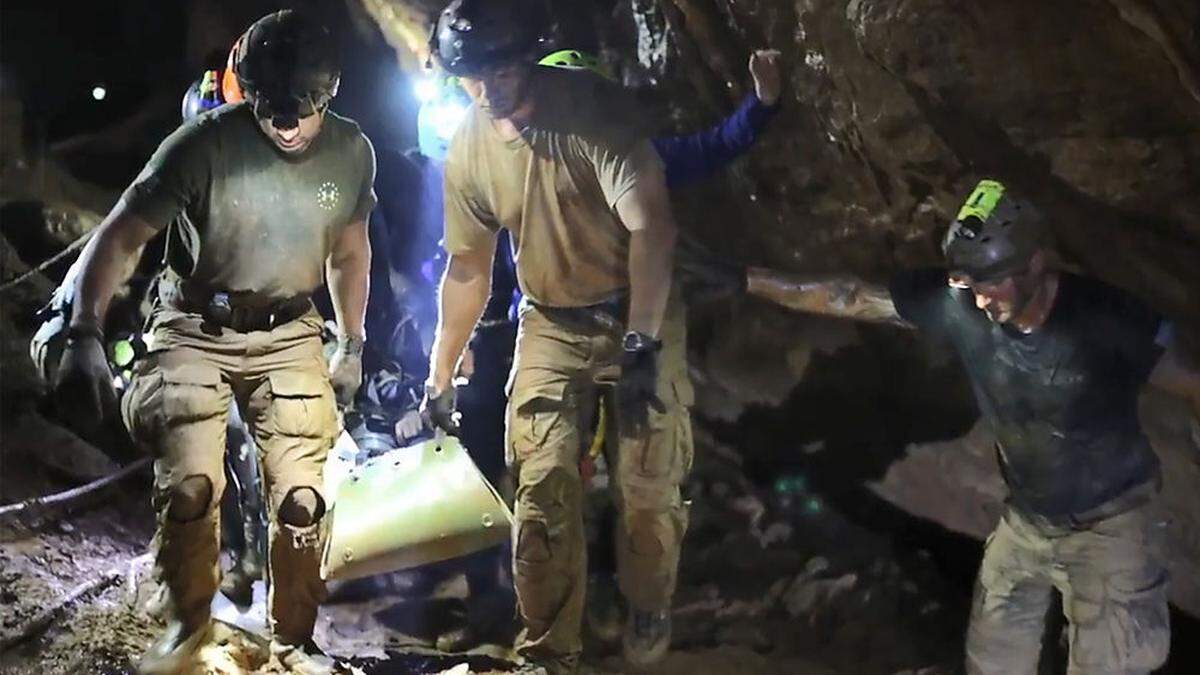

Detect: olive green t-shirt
[443, 68, 663, 308]
[121, 103, 377, 301]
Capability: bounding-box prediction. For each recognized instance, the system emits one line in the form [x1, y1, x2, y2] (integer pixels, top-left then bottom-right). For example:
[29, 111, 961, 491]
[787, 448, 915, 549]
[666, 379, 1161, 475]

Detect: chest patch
[317, 181, 340, 211]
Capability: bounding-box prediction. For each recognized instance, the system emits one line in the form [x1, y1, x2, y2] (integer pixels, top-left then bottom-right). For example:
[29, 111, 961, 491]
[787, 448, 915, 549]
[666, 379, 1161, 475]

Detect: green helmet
[942, 179, 1044, 281]
[537, 49, 613, 80]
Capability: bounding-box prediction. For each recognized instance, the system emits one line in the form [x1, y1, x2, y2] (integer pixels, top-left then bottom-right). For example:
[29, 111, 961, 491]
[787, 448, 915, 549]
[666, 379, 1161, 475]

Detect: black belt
[1020, 475, 1160, 532]
[524, 295, 628, 333]
[168, 279, 312, 333]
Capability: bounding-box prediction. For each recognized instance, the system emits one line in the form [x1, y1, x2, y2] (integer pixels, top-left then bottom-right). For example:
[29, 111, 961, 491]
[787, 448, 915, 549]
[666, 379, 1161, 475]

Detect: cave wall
[363, 0, 1200, 615]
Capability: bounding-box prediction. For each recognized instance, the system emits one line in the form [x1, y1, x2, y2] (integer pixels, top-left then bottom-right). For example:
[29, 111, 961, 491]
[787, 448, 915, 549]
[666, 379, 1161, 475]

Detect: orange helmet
[221, 34, 246, 104]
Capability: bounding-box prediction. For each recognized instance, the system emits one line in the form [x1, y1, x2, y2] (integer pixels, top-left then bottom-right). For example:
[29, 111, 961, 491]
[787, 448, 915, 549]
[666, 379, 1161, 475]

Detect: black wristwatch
[622, 331, 662, 354]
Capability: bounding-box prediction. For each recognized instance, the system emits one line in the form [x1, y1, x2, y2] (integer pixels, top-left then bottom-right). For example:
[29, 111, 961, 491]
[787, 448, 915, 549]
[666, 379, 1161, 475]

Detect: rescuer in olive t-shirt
[53, 11, 374, 674]
[421, 1, 693, 672]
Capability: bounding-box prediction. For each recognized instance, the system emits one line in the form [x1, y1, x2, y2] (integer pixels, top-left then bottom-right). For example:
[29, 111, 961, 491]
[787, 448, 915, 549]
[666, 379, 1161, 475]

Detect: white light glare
[414, 78, 438, 103]
[432, 103, 467, 140]
[92, 86, 107, 101]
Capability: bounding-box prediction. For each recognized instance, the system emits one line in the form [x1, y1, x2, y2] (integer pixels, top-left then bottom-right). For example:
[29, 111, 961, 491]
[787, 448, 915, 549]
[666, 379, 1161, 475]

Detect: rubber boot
[135, 619, 212, 675]
[219, 515, 265, 608]
[622, 609, 671, 669]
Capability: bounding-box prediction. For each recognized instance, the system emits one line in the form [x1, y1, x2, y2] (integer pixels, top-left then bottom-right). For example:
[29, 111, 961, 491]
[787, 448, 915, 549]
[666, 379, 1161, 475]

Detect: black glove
[420, 383, 461, 436]
[617, 333, 666, 438]
[676, 240, 747, 304]
[53, 325, 119, 442]
[328, 335, 364, 408]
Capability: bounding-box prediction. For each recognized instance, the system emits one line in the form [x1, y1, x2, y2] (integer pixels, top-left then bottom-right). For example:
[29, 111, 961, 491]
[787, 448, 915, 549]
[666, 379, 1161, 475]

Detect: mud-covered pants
[122, 307, 337, 645]
[506, 296, 694, 664]
[965, 495, 1170, 675]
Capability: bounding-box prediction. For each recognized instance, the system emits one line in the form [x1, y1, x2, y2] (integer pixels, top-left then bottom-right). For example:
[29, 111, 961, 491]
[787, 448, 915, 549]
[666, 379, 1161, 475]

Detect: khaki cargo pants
[122, 306, 337, 644]
[966, 497, 1171, 675]
[506, 295, 693, 664]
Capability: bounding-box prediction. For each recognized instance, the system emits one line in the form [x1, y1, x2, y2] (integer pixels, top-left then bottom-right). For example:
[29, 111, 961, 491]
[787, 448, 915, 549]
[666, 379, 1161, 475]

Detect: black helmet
[234, 10, 340, 127]
[430, 0, 547, 76]
[942, 179, 1045, 281]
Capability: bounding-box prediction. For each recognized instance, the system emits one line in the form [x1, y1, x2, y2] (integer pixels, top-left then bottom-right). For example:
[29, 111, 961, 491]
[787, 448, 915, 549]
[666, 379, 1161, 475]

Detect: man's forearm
[327, 219, 371, 340]
[746, 267, 912, 327]
[627, 224, 676, 337]
[71, 206, 159, 329]
[326, 257, 369, 340]
[429, 255, 491, 391]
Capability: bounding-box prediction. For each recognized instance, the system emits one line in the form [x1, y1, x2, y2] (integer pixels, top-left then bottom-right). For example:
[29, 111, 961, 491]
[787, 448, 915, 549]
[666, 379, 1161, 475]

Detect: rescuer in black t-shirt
[680, 178, 1200, 674]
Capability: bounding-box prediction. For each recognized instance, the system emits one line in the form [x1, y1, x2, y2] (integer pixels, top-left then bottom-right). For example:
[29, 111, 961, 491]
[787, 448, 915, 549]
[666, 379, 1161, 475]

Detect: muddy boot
[584, 573, 623, 644]
[218, 558, 257, 608]
[136, 619, 212, 675]
[266, 639, 340, 675]
[622, 609, 670, 669]
[219, 525, 264, 609]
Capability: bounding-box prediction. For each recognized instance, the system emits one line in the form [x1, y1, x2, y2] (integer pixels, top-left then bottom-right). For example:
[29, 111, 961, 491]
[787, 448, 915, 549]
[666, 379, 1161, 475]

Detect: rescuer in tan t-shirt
[422, 1, 694, 672]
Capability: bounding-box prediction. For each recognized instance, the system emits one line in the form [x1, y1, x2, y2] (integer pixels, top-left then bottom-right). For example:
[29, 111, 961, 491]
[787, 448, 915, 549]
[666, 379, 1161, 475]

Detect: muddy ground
[1, 422, 1196, 674]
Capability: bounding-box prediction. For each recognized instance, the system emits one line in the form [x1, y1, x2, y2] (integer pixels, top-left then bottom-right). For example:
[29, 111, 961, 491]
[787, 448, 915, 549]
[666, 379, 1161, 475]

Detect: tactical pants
[965, 497, 1171, 675]
[506, 296, 693, 664]
[122, 307, 337, 645]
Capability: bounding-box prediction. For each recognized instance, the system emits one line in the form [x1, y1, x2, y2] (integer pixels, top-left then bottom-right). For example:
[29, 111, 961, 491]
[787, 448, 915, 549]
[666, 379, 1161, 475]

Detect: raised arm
[746, 267, 912, 328]
[651, 50, 782, 187]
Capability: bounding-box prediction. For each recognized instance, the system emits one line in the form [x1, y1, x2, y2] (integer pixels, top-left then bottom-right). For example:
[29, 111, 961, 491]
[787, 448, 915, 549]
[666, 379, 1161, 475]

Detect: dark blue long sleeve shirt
[652, 93, 780, 188]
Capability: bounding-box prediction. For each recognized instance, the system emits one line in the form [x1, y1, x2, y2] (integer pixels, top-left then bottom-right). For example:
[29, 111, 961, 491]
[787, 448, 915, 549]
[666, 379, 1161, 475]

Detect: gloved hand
[420, 382, 461, 436]
[53, 324, 119, 441]
[328, 335, 364, 408]
[676, 239, 747, 304]
[394, 409, 425, 443]
[617, 334, 666, 438]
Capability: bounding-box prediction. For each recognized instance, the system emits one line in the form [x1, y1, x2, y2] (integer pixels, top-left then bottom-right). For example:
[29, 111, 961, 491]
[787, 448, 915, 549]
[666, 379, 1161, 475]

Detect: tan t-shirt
[443, 68, 663, 308]
[121, 103, 377, 302]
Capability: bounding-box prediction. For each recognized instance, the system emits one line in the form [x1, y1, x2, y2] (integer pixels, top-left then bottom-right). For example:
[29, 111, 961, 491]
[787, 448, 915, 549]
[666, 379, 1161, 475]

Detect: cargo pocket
[624, 387, 689, 481]
[267, 370, 337, 440]
[1069, 567, 1170, 672]
[506, 385, 571, 468]
[123, 362, 223, 448]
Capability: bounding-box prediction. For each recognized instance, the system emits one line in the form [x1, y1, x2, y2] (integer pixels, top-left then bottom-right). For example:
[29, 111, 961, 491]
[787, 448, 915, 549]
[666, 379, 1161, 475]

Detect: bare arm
[326, 218, 371, 341]
[428, 240, 496, 392]
[746, 267, 914, 328]
[617, 164, 677, 337]
[70, 201, 162, 330]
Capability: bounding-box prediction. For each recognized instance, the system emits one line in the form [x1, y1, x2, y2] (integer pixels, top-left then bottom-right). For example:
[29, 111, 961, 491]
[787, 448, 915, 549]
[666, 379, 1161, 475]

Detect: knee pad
[278, 486, 325, 528]
[167, 475, 214, 523]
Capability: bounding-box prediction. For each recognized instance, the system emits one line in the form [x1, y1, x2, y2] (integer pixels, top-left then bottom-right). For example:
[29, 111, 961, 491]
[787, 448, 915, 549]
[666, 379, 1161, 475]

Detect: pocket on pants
[1070, 567, 1170, 672]
[123, 362, 223, 447]
[267, 370, 336, 440]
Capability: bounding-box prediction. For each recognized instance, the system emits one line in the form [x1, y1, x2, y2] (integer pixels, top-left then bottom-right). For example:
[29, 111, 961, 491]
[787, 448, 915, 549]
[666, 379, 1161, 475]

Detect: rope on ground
[0, 552, 153, 652]
[0, 456, 152, 520]
[0, 229, 93, 294]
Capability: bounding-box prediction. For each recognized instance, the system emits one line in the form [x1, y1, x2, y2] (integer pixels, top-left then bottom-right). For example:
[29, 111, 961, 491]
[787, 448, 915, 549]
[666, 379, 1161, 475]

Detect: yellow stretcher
[320, 433, 513, 581]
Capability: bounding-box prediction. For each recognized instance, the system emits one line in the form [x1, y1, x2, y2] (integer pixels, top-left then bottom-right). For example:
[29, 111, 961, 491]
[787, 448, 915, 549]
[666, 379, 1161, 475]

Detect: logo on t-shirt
[317, 181, 340, 211]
